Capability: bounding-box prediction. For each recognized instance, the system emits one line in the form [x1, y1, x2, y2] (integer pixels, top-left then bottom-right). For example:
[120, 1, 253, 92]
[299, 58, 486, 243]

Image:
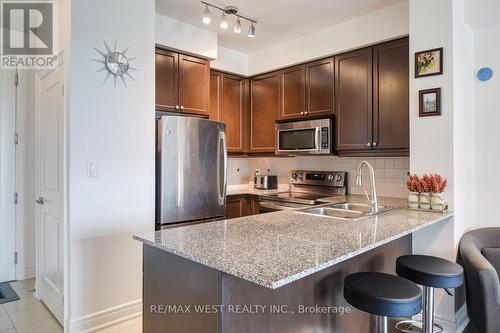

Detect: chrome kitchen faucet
[356, 161, 379, 214]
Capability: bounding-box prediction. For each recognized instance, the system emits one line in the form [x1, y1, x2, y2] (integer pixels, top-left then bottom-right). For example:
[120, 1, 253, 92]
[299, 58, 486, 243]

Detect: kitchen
[140, 1, 453, 333]
[32, 0, 497, 332]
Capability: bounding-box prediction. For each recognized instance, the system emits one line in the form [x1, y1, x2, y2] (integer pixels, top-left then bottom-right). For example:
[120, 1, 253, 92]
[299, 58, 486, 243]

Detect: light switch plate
[87, 161, 98, 178]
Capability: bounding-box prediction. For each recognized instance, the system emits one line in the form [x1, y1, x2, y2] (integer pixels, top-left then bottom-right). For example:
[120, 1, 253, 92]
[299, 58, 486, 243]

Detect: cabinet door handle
[373, 142, 377, 147]
[175, 105, 180, 110]
[366, 142, 372, 147]
[304, 111, 308, 115]
[180, 106, 184, 111]
[300, 112, 304, 116]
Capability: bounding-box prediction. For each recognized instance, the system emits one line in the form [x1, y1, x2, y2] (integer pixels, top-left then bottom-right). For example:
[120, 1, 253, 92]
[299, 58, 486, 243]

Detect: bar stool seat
[344, 272, 422, 333]
[395, 255, 464, 333]
[396, 255, 464, 288]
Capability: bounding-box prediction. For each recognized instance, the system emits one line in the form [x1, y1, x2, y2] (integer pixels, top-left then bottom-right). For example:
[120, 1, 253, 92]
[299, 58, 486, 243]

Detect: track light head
[202, 5, 211, 24]
[234, 18, 241, 33]
[220, 12, 228, 29]
[248, 23, 255, 38]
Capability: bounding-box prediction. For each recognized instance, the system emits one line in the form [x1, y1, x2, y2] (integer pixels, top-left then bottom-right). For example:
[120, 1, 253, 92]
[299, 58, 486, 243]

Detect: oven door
[275, 118, 331, 155]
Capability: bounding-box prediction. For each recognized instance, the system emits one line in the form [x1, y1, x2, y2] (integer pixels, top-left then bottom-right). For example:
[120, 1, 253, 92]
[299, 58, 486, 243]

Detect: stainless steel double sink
[295, 202, 398, 220]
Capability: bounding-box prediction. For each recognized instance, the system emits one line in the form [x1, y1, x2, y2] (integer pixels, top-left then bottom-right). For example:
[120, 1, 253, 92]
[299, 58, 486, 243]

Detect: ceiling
[156, 0, 406, 54]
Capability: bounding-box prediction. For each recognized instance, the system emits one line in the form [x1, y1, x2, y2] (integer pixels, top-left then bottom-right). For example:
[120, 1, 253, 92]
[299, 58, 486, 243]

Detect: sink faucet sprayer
[356, 161, 379, 214]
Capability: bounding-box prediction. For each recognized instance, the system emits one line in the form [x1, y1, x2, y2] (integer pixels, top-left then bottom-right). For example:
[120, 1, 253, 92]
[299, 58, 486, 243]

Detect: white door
[0, 70, 17, 283]
[36, 66, 64, 324]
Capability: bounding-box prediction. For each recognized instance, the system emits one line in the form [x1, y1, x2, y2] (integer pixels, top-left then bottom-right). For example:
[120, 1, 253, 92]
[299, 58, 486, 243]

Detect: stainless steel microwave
[275, 117, 333, 155]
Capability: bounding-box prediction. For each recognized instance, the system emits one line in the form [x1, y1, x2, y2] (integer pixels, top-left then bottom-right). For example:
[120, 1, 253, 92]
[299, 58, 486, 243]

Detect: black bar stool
[395, 255, 464, 333]
[344, 272, 422, 333]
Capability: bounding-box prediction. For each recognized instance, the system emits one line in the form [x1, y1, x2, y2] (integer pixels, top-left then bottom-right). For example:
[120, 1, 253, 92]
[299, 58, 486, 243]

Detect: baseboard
[16, 266, 36, 281]
[455, 304, 470, 333]
[69, 299, 142, 333]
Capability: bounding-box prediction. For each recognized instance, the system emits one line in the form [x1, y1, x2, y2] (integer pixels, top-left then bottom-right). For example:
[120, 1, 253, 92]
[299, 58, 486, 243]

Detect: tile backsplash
[228, 156, 409, 198]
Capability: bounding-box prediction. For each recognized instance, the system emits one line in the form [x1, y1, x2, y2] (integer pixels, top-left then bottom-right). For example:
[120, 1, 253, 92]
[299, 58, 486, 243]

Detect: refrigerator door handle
[218, 131, 228, 205]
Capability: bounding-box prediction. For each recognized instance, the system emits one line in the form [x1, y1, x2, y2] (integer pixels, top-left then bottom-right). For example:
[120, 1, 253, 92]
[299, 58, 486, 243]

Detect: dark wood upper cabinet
[155, 48, 209, 115]
[155, 49, 178, 112]
[335, 48, 373, 152]
[278, 59, 333, 120]
[306, 57, 334, 116]
[250, 72, 279, 153]
[209, 71, 221, 120]
[221, 73, 247, 152]
[178, 54, 210, 115]
[373, 38, 409, 151]
[209, 70, 247, 153]
[279, 65, 306, 119]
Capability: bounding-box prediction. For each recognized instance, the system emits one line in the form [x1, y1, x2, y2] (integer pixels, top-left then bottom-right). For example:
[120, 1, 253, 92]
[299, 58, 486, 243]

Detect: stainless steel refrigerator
[156, 115, 227, 229]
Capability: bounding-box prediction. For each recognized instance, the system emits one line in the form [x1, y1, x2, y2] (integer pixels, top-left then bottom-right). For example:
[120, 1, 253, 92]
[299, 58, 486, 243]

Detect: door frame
[34, 52, 68, 328]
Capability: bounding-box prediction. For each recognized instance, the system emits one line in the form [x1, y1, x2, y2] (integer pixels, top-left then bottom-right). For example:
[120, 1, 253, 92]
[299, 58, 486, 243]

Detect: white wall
[465, 0, 500, 29]
[452, 0, 476, 246]
[474, 23, 500, 229]
[247, 1, 409, 75]
[409, 0, 454, 206]
[409, 0, 456, 325]
[211, 46, 248, 76]
[69, 0, 155, 332]
[155, 13, 217, 59]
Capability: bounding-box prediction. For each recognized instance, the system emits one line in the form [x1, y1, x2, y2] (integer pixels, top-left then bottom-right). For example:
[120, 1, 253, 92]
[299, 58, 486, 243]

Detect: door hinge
[15, 72, 19, 86]
[14, 192, 18, 204]
[14, 132, 19, 145]
[62, 84, 64, 96]
[14, 251, 18, 264]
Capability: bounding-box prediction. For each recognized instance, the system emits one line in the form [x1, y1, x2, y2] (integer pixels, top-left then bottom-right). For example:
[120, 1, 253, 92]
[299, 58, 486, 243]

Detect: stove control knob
[292, 173, 298, 180]
[297, 173, 304, 181]
[328, 174, 335, 181]
[335, 174, 342, 181]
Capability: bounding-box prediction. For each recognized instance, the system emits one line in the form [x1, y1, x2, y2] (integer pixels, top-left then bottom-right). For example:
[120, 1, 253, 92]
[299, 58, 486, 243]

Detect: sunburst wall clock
[92, 41, 136, 87]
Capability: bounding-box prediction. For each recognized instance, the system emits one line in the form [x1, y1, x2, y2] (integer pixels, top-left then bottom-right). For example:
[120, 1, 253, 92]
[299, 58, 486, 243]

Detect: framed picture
[415, 48, 443, 78]
[419, 88, 441, 117]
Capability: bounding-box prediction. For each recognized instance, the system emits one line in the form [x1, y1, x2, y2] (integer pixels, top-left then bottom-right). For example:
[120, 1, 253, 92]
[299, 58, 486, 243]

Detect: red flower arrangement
[407, 174, 421, 192]
[429, 174, 447, 193]
[407, 173, 447, 193]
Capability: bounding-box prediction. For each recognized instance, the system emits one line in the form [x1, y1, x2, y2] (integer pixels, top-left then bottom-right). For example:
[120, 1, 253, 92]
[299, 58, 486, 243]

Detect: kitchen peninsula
[134, 196, 452, 333]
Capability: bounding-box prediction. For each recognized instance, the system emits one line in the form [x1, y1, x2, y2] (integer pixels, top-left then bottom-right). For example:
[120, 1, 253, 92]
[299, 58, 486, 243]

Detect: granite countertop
[134, 197, 452, 289]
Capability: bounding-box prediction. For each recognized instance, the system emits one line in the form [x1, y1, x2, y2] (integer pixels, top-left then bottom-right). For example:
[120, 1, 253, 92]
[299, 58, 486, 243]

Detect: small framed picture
[415, 48, 443, 78]
[419, 88, 441, 117]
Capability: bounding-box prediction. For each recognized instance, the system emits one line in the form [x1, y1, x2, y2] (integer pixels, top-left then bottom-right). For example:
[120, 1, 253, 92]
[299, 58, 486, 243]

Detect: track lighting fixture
[200, 1, 257, 38]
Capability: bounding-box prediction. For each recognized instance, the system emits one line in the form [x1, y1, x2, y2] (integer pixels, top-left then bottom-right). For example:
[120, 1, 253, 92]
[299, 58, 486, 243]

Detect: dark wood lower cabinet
[226, 195, 259, 219]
